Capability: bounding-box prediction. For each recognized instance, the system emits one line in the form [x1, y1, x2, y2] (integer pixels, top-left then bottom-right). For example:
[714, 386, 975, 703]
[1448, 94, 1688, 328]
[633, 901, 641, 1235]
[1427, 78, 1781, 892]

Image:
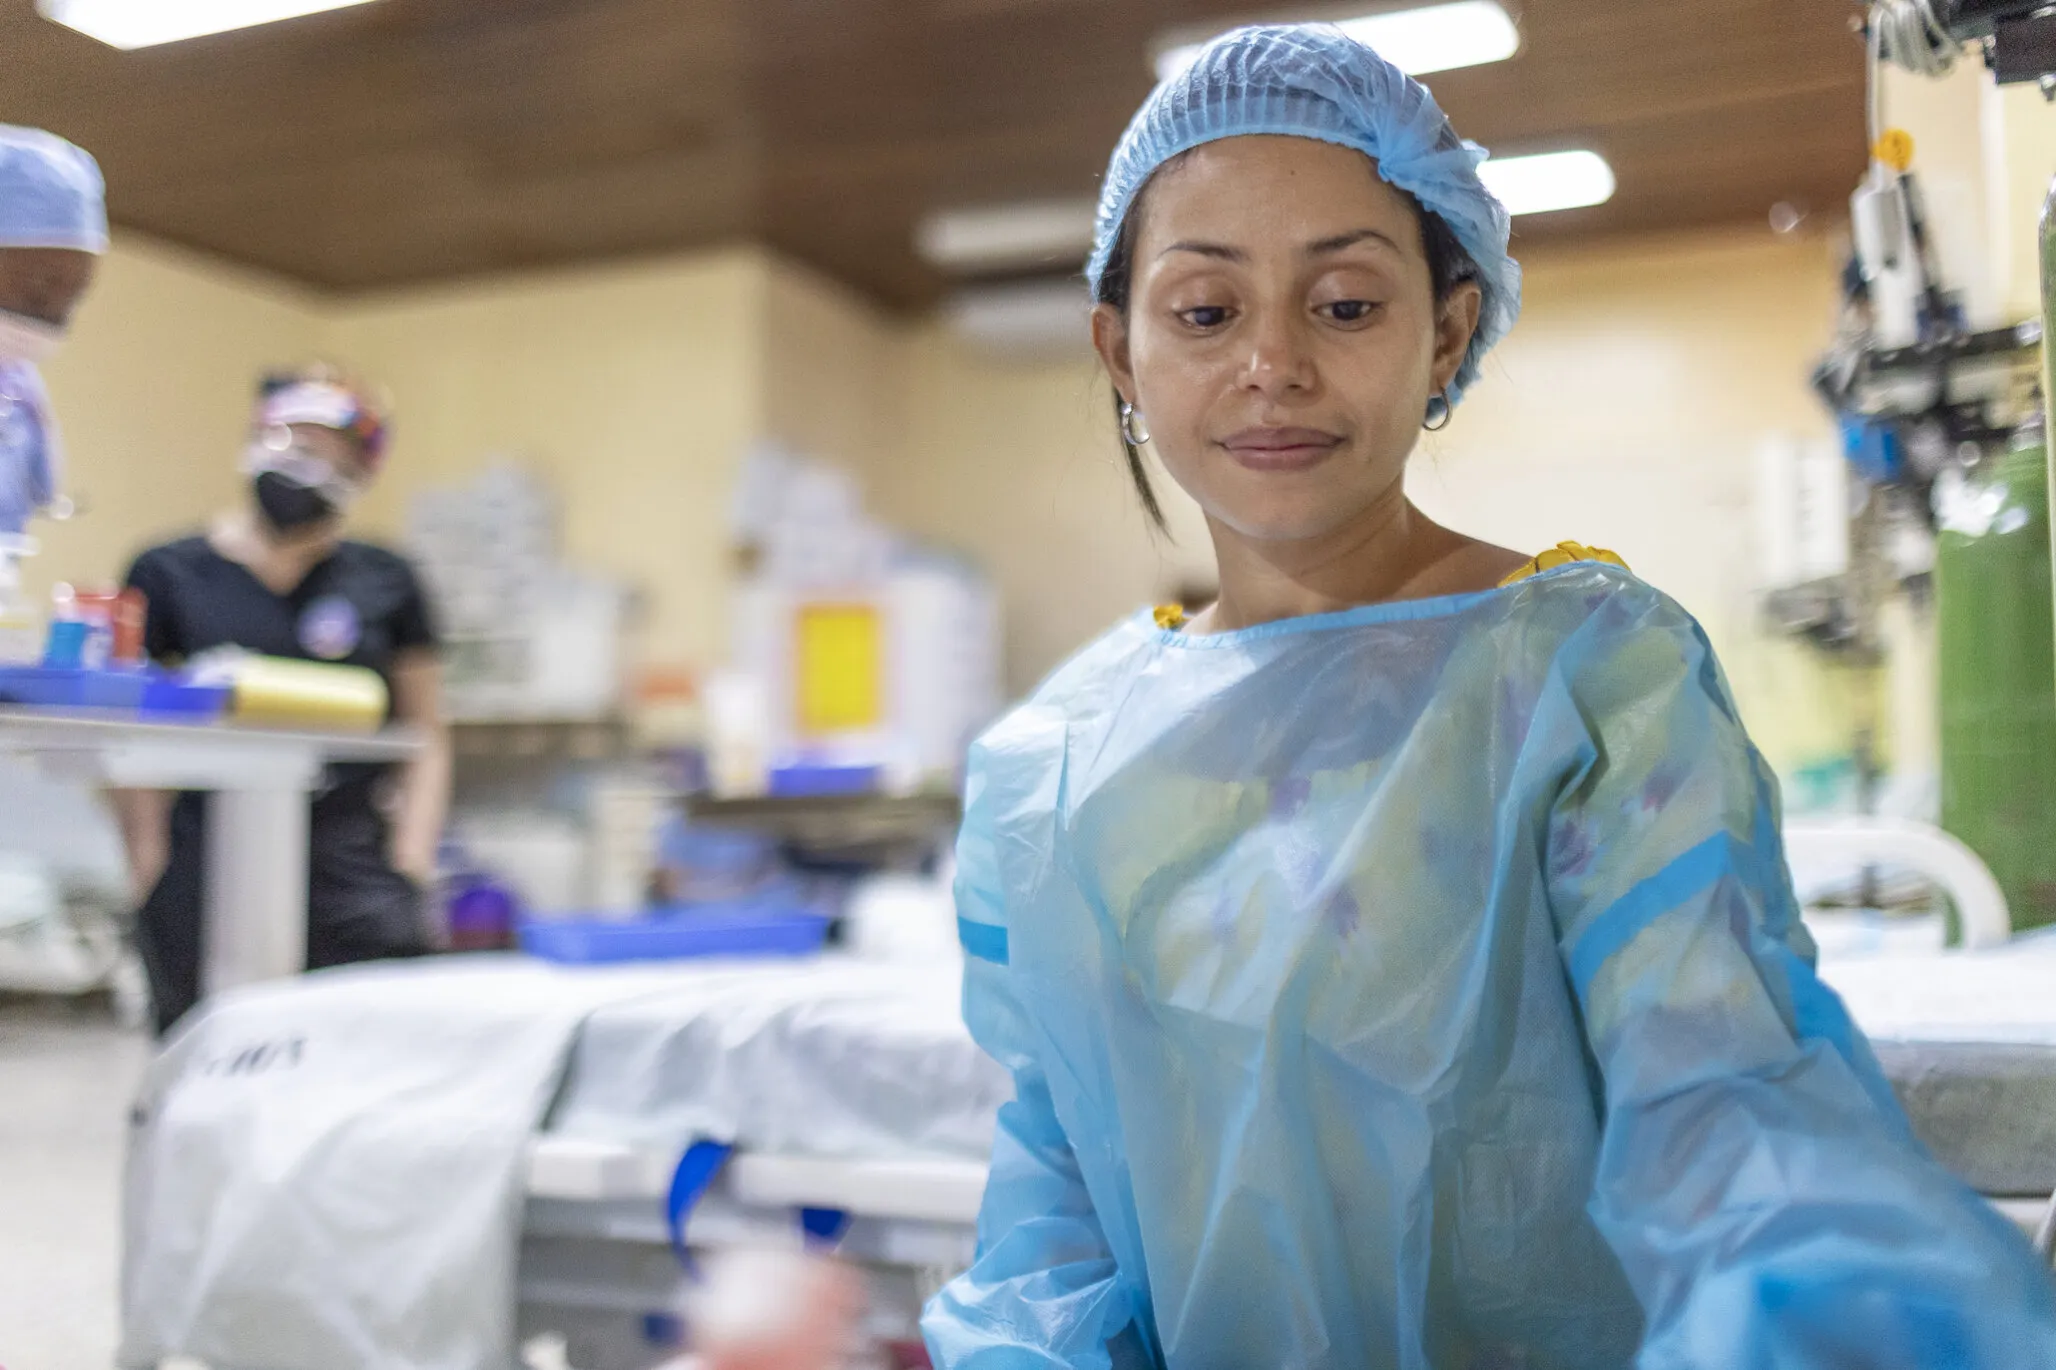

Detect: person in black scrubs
[116, 366, 452, 1034]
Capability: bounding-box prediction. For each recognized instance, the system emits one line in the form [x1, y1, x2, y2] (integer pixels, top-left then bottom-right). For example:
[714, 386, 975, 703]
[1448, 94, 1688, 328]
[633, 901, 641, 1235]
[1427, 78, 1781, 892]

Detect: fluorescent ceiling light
[1155, 2, 1519, 83]
[1477, 149, 1616, 216]
[37, 0, 382, 49]
[945, 281, 1094, 357]
[916, 198, 1098, 273]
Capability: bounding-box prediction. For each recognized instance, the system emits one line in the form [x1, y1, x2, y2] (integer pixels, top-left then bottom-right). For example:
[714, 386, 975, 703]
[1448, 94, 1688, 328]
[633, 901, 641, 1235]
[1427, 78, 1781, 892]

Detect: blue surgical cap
[1087, 24, 1520, 405]
[0, 125, 108, 254]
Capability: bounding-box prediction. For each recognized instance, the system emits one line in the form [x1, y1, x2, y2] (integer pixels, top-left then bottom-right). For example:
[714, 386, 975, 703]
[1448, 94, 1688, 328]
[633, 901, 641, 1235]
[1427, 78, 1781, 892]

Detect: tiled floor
[0, 997, 151, 1370]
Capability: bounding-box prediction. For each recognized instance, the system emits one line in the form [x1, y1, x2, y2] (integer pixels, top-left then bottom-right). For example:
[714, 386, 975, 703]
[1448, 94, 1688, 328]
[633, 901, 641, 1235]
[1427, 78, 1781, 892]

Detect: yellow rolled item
[225, 655, 389, 733]
[1498, 540, 1630, 588]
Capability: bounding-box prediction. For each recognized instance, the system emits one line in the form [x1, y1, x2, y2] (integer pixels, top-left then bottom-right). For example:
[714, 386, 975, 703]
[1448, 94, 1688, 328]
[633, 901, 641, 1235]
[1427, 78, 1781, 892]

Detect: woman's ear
[1091, 302, 1137, 407]
[1430, 280, 1483, 396]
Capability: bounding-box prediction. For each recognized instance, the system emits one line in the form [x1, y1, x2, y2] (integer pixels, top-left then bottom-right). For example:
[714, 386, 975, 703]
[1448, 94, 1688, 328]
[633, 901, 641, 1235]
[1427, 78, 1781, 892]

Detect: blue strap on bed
[800, 1205, 852, 1249]
[666, 1139, 735, 1275]
[666, 1141, 854, 1269]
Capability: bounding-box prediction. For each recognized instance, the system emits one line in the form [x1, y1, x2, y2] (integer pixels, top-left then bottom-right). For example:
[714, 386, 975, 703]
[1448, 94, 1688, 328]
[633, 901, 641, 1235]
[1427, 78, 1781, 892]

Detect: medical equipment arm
[1543, 598, 2056, 1365]
[922, 751, 1138, 1370]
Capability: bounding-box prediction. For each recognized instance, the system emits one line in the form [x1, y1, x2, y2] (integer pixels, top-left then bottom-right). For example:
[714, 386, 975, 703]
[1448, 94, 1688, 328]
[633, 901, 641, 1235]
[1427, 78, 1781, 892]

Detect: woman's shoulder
[332, 537, 413, 570]
[1022, 611, 1161, 712]
[1492, 543, 1677, 625]
[1496, 554, 1728, 711]
[126, 533, 218, 580]
[968, 613, 1156, 758]
[330, 538, 428, 590]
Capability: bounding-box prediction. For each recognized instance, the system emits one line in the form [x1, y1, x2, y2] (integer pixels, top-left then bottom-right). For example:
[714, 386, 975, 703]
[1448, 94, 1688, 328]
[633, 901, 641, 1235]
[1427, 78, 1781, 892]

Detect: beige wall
[1994, 80, 2056, 322]
[758, 258, 903, 479]
[323, 248, 765, 673]
[1408, 227, 1855, 769]
[32, 236, 321, 602]
[859, 329, 1214, 695]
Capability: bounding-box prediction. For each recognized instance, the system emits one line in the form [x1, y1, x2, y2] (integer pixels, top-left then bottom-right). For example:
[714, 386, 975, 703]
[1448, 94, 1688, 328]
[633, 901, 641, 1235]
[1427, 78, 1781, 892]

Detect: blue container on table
[0, 665, 146, 710]
[518, 890, 833, 965]
[0, 666, 229, 719]
[139, 678, 232, 718]
[767, 763, 880, 797]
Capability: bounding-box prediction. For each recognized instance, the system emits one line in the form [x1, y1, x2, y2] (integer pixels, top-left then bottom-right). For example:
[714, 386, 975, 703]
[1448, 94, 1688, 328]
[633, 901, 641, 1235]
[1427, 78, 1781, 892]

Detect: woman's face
[1093, 136, 1481, 545]
[0, 248, 98, 328]
[287, 423, 374, 488]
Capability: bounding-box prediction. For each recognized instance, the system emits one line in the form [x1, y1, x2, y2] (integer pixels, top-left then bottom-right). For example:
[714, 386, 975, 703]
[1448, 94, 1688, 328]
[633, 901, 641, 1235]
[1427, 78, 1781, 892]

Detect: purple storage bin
[518, 906, 833, 965]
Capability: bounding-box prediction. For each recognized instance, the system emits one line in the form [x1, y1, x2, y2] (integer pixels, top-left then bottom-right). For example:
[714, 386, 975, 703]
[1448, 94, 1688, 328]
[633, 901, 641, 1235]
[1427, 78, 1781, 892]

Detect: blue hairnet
[0, 125, 108, 254]
[1087, 24, 1519, 405]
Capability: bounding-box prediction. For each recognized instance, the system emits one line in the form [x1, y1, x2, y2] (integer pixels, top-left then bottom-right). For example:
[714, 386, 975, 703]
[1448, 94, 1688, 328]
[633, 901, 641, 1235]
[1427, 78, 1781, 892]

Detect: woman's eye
[1319, 299, 1384, 324]
[1177, 305, 1231, 329]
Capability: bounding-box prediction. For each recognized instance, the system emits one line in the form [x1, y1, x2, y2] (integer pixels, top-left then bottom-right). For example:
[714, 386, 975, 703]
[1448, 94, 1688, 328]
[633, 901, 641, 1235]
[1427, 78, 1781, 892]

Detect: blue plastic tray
[0, 667, 228, 719]
[0, 666, 147, 710]
[518, 907, 834, 965]
[768, 764, 881, 797]
[140, 679, 231, 718]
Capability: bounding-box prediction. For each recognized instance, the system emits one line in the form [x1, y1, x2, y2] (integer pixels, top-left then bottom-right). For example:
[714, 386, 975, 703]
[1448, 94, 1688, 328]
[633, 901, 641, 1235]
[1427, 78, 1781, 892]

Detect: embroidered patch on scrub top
[298, 594, 362, 660]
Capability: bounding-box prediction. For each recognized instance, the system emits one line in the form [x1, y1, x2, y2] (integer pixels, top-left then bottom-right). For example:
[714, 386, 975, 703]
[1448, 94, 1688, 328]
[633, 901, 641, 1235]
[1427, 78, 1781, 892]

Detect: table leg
[203, 786, 312, 996]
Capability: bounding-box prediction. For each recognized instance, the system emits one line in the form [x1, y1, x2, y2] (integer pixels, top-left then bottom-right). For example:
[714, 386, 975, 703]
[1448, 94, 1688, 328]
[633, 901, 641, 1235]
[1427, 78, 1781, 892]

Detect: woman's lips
[1218, 426, 1344, 472]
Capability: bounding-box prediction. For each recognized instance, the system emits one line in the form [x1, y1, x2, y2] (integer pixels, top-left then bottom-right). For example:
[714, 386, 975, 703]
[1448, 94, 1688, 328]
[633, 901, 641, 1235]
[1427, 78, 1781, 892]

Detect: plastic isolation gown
[923, 561, 2056, 1370]
[0, 359, 58, 538]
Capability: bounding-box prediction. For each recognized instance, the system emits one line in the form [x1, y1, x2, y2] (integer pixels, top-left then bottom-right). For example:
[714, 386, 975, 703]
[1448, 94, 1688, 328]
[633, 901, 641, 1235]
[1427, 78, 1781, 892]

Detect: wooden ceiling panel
[0, 0, 1866, 305]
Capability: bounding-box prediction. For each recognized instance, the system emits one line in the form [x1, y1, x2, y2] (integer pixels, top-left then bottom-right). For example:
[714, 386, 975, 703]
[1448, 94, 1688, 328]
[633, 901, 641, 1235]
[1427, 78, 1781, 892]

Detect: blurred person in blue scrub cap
[922, 24, 2056, 1370]
[0, 125, 105, 545]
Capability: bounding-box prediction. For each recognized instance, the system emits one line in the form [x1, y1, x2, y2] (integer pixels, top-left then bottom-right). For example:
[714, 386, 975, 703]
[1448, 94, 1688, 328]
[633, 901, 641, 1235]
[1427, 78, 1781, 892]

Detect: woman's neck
[1200, 483, 1497, 633]
[211, 509, 340, 595]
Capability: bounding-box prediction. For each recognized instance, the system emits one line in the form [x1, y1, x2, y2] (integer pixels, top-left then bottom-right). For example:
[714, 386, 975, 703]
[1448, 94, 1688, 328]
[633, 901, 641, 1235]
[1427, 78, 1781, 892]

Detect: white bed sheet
[1825, 932, 2056, 1046]
[1822, 934, 2056, 1196]
[544, 958, 1008, 1161]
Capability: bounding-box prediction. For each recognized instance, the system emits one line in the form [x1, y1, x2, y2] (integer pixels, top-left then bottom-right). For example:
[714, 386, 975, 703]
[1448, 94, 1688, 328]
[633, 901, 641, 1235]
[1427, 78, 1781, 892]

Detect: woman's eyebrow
[1156, 229, 1403, 263]
[1306, 228, 1402, 257]
[1158, 240, 1246, 262]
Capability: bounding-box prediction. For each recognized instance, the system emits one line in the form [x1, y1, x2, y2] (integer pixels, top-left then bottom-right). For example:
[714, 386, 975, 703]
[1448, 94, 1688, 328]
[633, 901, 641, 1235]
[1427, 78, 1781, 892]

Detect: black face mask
[252, 471, 339, 532]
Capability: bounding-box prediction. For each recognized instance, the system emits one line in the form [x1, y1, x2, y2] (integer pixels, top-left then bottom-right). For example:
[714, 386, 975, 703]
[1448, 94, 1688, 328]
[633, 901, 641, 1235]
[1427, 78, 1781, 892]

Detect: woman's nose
[1237, 312, 1317, 398]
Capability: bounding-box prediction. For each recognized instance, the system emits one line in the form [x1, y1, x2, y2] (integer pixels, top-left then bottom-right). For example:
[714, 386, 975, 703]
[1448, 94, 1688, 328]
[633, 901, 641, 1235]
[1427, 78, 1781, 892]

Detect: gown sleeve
[1539, 585, 2056, 1367]
[922, 728, 1143, 1370]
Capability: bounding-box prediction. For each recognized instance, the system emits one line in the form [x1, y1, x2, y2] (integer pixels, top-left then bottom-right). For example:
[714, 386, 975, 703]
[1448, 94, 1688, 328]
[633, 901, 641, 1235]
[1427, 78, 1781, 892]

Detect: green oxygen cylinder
[2041, 172, 2056, 663]
[1936, 423, 2056, 931]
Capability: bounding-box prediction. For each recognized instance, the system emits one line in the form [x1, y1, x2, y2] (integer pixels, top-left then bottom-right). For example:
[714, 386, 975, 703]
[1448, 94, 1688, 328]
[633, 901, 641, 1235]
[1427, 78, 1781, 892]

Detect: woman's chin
[1202, 483, 1380, 546]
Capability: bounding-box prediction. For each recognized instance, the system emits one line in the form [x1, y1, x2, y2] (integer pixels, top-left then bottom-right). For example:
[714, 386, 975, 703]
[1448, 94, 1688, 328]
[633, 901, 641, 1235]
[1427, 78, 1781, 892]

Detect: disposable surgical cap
[0, 125, 108, 254]
[1087, 24, 1520, 404]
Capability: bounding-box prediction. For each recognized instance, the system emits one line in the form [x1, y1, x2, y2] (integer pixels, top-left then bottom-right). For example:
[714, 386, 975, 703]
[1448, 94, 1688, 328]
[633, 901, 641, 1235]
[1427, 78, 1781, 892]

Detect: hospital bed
[120, 956, 1007, 1370]
[521, 1141, 985, 1368]
[1789, 817, 2056, 1254]
[512, 962, 1001, 1370]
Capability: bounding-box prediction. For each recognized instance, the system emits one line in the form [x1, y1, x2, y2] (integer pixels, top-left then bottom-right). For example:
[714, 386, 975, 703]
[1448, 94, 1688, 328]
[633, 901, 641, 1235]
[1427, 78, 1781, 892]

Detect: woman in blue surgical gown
[921, 24, 2056, 1370]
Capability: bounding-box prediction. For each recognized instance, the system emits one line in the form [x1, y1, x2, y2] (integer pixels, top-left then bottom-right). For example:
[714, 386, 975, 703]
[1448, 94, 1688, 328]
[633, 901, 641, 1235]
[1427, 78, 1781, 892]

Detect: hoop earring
[1422, 390, 1452, 432]
[1120, 401, 1151, 447]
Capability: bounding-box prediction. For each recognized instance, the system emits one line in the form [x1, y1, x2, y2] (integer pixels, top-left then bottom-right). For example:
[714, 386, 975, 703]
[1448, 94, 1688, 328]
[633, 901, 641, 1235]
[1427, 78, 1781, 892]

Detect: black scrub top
[123, 534, 440, 1034]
